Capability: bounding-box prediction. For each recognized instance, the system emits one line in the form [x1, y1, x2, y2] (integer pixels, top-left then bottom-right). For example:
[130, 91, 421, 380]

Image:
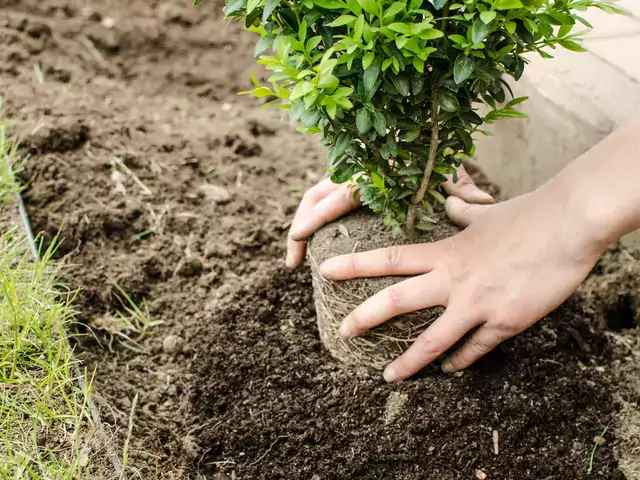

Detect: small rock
[79, 449, 90, 468]
[162, 335, 184, 354]
[179, 258, 204, 277]
[200, 183, 232, 204]
[384, 391, 409, 425]
[475, 469, 487, 480]
[101, 16, 115, 28]
[594, 435, 607, 446]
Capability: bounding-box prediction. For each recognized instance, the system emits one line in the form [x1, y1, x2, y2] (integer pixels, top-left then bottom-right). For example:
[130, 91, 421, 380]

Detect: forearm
[545, 118, 640, 252]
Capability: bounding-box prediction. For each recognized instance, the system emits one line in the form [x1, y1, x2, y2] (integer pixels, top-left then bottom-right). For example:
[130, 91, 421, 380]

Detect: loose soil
[1, 0, 637, 479]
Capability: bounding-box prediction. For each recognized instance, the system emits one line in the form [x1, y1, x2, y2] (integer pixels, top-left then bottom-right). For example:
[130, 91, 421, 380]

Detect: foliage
[206, 0, 623, 235]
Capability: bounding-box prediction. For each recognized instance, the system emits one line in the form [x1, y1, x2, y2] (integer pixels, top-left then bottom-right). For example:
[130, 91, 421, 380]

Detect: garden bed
[1, 0, 638, 478]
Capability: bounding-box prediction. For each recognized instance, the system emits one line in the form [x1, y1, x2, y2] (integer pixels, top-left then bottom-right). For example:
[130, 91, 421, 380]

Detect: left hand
[286, 164, 493, 268]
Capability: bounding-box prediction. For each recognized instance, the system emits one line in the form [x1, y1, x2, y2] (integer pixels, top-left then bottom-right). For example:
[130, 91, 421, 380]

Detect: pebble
[162, 335, 184, 354]
[475, 469, 487, 480]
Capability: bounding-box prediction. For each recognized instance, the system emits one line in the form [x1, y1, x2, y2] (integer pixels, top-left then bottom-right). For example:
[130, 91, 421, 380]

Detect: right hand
[285, 164, 494, 268]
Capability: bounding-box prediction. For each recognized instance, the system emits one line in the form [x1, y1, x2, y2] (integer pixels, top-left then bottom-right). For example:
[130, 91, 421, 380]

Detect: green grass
[0, 119, 99, 478]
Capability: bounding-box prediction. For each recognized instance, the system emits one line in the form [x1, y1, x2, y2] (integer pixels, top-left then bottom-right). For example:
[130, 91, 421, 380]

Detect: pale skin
[286, 118, 640, 382]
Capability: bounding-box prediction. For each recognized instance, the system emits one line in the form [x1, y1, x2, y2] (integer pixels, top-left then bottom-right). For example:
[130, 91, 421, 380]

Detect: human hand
[285, 164, 493, 268]
[318, 183, 607, 381]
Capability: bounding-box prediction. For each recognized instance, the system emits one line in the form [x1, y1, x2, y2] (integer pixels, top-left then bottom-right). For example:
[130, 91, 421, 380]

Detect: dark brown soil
[1, 0, 635, 479]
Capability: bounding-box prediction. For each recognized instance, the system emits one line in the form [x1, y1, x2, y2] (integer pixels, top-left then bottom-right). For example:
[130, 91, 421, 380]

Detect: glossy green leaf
[493, 0, 523, 10]
[480, 10, 497, 24]
[453, 55, 474, 84]
[436, 89, 460, 112]
[262, 0, 280, 22]
[471, 18, 493, 44]
[356, 109, 372, 133]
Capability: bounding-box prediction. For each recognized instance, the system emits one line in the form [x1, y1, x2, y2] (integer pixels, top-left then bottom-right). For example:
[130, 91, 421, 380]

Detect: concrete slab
[585, 34, 640, 83]
[581, 7, 640, 38]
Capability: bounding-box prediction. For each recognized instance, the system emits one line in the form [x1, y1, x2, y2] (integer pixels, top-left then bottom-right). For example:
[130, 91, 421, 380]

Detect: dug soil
[1, 0, 638, 479]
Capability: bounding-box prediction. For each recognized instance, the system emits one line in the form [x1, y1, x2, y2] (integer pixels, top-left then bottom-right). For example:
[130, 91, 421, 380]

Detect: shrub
[203, 0, 622, 235]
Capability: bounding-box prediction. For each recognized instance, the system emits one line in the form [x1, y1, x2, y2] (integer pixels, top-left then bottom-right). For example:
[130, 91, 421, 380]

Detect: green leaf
[433, 0, 447, 10]
[372, 111, 387, 136]
[505, 96, 528, 108]
[559, 40, 587, 52]
[333, 86, 354, 99]
[453, 55, 474, 84]
[345, 0, 362, 14]
[505, 20, 516, 34]
[371, 172, 387, 193]
[223, 0, 244, 16]
[334, 132, 352, 156]
[480, 10, 496, 24]
[246, 0, 261, 15]
[448, 34, 467, 45]
[299, 20, 308, 43]
[306, 35, 323, 52]
[254, 35, 274, 56]
[429, 189, 446, 204]
[388, 23, 411, 35]
[419, 29, 444, 40]
[384, 2, 406, 18]
[290, 81, 315, 100]
[314, 0, 345, 8]
[362, 52, 375, 70]
[404, 129, 421, 142]
[436, 89, 460, 112]
[471, 18, 493, 44]
[331, 15, 357, 26]
[324, 97, 338, 118]
[262, 0, 280, 22]
[391, 75, 410, 96]
[493, 0, 523, 10]
[318, 73, 339, 89]
[363, 58, 381, 98]
[356, 109, 372, 133]
[357, 0, 379, 15]
[412, 57, 424, 72]
[354, 14, 365, 41]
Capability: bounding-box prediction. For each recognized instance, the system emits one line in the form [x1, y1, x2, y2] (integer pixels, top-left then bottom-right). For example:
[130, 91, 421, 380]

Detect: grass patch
[0, 119, 100, 478]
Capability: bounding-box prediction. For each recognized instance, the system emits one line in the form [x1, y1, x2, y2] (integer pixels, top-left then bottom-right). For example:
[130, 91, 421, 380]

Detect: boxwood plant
[200, 0, 622, 236]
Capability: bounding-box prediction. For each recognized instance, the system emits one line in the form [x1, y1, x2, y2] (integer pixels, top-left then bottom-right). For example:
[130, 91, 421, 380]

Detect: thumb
[445, 195, 492, 227]
[444, 165, 494, 205]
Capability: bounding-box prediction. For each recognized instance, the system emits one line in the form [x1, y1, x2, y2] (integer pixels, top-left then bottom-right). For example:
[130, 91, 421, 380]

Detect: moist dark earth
[1, 0, 637, 478]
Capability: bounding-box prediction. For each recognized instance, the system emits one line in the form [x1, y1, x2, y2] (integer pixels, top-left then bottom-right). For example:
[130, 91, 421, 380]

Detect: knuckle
[467, 335, 490, 355]
[416, 333, 444, 357]
[385, 245, 401, 267]
[387, 285, 404, 310]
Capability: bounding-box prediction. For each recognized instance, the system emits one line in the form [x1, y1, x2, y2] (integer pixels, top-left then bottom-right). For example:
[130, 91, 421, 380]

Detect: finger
[444, 164, 494, 204]
[286, 180, 335, 268]
[320, 242, 441, 280]
[441, 324, 511, 373]
[340, 272, 449, 339]
[445, 196, 492, 227]
[383, 308, 481, 382]
[290, 184, 361, 241]
[286, 236, 307, 269]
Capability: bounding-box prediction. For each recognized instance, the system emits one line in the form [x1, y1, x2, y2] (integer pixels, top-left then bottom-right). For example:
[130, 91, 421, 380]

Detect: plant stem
[406, 83, 440, 236]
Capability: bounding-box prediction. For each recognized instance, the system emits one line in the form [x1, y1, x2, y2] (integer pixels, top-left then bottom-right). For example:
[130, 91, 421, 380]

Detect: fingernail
[285, 251, 295, 269]
[441, 359, 454, 374]
[339, 318, 353, 339]
[383, 364, 398, 383]
[471, 189, 494, 204]
[319, 260, 335, 279]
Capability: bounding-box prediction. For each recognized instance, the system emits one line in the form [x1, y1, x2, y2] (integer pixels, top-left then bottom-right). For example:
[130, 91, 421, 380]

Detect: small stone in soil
[476, 469, 487, 480]
[162, 335, 184, 354]
[179, 258, 203, 277]
[384, 391, 409, 425]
